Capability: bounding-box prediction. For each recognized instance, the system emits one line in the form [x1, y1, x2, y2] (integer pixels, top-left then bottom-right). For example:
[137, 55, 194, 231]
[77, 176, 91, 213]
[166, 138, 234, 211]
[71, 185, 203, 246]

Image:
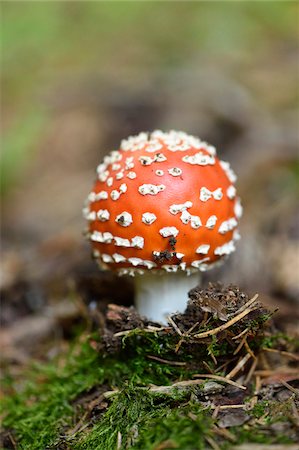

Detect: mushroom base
[134, 272, 201, 323]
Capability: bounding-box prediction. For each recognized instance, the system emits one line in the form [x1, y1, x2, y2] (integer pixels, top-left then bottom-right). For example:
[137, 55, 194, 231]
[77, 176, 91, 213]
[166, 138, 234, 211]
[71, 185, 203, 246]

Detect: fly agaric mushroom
[83, 130, 242, 322]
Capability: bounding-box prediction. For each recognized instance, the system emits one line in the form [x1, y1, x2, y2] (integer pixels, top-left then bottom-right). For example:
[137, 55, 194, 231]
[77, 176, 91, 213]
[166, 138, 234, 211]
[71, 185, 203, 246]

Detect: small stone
[201, 381, 225, 395]
[218, 410, 250, 428]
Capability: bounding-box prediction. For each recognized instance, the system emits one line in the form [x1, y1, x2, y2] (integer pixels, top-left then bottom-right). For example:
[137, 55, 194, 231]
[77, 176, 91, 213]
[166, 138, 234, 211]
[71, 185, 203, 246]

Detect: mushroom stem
[135, 272, 201, 323]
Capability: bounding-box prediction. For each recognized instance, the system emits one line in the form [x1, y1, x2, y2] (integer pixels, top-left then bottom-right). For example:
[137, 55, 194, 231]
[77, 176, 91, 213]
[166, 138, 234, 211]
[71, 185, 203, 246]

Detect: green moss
[233, 427, 294, 446]
[1, 341, 101, 449]
[74, 387, 211, 450]
[260, 332, 299, 350]
[2, 323, 298, 449]
[1, 334, 194, 450]
[250, 400, 269, 419]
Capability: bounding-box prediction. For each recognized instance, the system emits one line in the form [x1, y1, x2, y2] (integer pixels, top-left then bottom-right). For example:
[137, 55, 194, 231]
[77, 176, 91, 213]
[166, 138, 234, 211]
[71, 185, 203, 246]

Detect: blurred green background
[1, 1, 298, 313]
[2, 1, 298, 192]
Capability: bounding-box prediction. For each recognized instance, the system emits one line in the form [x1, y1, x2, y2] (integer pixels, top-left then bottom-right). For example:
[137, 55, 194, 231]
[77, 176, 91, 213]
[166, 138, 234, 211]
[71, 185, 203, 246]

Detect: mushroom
[83, 130, 242, 322]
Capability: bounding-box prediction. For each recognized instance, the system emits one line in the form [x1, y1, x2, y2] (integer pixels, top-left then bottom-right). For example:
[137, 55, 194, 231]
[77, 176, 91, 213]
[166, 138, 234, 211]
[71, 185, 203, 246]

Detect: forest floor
[1, 282, 298, 450]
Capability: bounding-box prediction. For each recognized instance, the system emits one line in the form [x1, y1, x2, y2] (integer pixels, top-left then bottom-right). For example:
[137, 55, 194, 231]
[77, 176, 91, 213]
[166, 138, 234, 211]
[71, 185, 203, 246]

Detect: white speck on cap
[154, 153, 167, 162]
[233, 229, 241, 241]
[196, 244, 210, 254]
[175, 253, 185, 259]
[128, 257, 143, 266]
[227, 185, 236, 199]
[115, 212, 133, 227]
[139, 156, 154, 166]
[143, 260, 157, 269]
[96, 163, 107, 174]
[106, 177, 113, 187]
[90, 231, 113, 243]
[206, 215, 217, 229]
[220, 160, 237, 183]
[190, 215, 202, 229]
[218, 218, 238, 234]
[113, 253, 126, 263]
[121, 132, 148, 152]
[180, 210, 191, 224]
[111, 150, 122, 161]
[162, 265, 179, 272]
[102, 254, 113, 263]
[102, 232, 114, 243]
[88, 192, 96, 202]
[97, 209, 110, 221]
[138, 184, 166, 195]
[205, 144, 217, 156]
[214, 240, 235, 256]
[234, 198, 243, 219]
[111, 190, 120, 201]
[119, 183, 127, 193]
[125, 157, 135, 170]
[116, 171, 124, 180]
[168, 167, 182, 176]
[213, 188, 223, 200]
[191, 258, 210, 268]
[179, 210, 201, 228]
[155, 169, 164, 176]
[131, 236, 144, 249]
[168, 143, 191, 152]
[86, 211, 96, 221]
[145, 140, 163, 153]
[182, 152, 215, 166]
[159, 227, 179, 238]
[114, 236, 131, 247]
[92, 249, 101, 258]
[82, 207, 90, 219]
[95, 191, 108, 200]
[127, 171, 137, 179]
[112, 164, 121, 171]
[200, 187, 212, 202]
[98, 170, 109, 182]
[142, 212, 157, 225]
[169, 201, 192, 215]
[200, 187, 223, 202]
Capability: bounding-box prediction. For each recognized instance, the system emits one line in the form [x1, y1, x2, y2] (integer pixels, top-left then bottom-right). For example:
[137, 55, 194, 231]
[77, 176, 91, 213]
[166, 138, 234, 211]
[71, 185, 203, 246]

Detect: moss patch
[1, 284, 298, 449]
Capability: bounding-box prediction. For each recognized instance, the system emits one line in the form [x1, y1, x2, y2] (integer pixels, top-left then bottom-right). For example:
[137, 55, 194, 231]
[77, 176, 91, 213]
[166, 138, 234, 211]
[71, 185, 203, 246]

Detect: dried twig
[66, 412, 89, 437]
[212, 425, 237, 442]
[167, 316, 183, 336]
[233, 332, 249, 355]
[232, 327, 249, 341]
[193, 374, 247, 390]
[205, 435, 221, 450]
[280, 380, 299, 396]
[254, 375, 261, 395]
[116, 431, 122, 450]
[233, 294, 259, 315]
[147, 355, 186, 366]
[194, 305, 259, 339]
[114, 327, 162, 337]
[262, 347, 299, 362]
[175, 321, 200, 352]
[212, 405, 220, 419]
[203, 361, 214, 374]
[254, 368, 299, 376]
[211, 404, 246, 410]
[244, 339, 256, 360]
[103, 379, 206, 399]
[226, 353, 251, 380]
[244, 357, 258, 385]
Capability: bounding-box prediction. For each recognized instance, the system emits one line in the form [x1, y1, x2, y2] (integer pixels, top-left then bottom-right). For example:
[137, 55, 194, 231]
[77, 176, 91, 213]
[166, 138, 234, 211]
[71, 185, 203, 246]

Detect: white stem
[134, 272, 201, 324]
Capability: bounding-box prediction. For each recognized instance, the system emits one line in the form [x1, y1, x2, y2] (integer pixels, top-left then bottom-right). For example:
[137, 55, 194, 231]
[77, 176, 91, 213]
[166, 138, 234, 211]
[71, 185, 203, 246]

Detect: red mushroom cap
[84, 131, 242, 276]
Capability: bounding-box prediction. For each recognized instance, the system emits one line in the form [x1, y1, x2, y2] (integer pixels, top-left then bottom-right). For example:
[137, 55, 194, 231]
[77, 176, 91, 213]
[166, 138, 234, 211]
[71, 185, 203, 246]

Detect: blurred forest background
[1, 2, 298, 361]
